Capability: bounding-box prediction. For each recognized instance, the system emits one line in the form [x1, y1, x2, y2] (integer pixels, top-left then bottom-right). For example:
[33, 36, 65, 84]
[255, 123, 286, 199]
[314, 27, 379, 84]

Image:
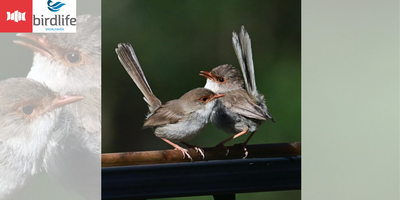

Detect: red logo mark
[0, 1, 32, 32]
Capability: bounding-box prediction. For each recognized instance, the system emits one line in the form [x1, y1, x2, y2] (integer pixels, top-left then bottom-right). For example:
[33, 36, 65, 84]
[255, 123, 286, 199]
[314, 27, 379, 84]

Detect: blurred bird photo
[0, 78, 83, 200]
[0, 13, 101, 200]
[14, 15, 101, 200]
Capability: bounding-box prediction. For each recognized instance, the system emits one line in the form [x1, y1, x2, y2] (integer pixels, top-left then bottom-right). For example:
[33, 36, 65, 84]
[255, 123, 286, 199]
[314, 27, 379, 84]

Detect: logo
[0, 2, 31, 32]
[0, 0, 76, 33]
[33, 0, 76, 32]
[47, 0, 65, 12]
[6, 10, 26, 23]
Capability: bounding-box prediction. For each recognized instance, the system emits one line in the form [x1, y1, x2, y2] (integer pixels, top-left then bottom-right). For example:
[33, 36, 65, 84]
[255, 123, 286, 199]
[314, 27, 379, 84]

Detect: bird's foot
[233, 143, 249, 159]
[175, 146, 193, 162]
[216, 143, 230, 156]
[193, 147, 205, 160]
[181, 142, 205, 160]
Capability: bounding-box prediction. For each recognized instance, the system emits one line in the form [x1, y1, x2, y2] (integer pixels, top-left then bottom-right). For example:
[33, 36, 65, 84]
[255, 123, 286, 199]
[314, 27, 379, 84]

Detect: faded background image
[0, 0, 100, 199]
[102, 0, 300, 199]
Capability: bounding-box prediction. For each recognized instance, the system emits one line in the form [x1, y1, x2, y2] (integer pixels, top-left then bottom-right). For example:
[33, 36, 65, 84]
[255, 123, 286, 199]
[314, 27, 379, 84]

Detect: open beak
[199, 71, 214, 80]
[50, 95, 84, 110]
[14, 33, 53, 58]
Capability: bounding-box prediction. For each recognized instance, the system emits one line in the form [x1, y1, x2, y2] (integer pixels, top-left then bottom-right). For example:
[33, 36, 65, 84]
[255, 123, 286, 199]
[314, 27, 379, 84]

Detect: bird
[0, 78, 83, 200]
[13, 14, 101, 200]
[115, 43, 225, 161]
[200, 26, 274, 157]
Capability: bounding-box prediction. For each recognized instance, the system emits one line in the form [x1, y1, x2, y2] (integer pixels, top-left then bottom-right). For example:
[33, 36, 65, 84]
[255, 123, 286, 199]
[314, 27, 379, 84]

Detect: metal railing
[102, 142, 301, 200]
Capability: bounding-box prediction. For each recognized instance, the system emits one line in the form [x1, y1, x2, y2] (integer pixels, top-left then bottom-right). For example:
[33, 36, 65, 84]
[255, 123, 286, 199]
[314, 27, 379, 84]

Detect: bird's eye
[218, 77, 225, 82]
[22, 105, 35, 115]
[65, 52, 81, 63]
[200, 96, 209, 102]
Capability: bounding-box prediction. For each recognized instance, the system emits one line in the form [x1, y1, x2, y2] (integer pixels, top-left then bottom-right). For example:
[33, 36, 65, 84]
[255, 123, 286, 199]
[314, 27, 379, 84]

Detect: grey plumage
[201, 26, 274, 156]
[232, 26, 273, 121]
[232, 26, 257, 98]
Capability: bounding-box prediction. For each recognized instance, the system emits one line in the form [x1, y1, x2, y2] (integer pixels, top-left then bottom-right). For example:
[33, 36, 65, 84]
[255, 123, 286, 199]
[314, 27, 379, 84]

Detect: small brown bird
[116, 43, 225, 161]
[200, 26, 274, 157]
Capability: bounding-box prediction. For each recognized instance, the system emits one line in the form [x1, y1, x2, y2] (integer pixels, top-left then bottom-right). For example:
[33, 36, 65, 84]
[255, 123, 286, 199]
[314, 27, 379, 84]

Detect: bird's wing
[222, 90, 267, 121]
[142, 100, 184, 129]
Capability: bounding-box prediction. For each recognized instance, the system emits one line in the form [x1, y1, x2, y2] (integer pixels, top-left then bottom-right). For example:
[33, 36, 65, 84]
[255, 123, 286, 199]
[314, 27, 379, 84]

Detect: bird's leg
[242, 131, 256, 146]
[181, 142, 205, 160]
[236, 131, 257, 159]
[161, 138, 193, 161]
[216, 126, 249, 156]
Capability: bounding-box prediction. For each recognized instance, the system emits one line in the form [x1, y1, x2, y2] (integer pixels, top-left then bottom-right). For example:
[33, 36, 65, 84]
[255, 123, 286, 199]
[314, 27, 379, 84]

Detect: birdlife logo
[6, 11, 26, 23]
[47, 0, 65, 12]
[0, 0, 76, 33]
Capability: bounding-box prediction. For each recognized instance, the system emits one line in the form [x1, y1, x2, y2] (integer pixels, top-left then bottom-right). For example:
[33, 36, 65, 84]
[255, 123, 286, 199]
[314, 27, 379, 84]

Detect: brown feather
[142, 100, 184, 129]
[221, 89, 267, 121]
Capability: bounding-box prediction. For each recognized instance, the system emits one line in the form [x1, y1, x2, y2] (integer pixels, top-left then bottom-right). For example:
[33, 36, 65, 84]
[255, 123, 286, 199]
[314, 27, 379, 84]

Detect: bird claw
[193, 147, 205, 160]
[180, 142, 205, 160]
[234, 143, 249, 159]
[242, 146, 248, 159]
[181, 148, 193, 162]
[216, 143, 230, 156]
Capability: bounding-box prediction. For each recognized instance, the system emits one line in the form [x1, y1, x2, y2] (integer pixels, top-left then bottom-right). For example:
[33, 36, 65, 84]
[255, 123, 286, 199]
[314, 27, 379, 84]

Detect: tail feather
[232, 26, 259, 99]
[115, 43, 162, 113]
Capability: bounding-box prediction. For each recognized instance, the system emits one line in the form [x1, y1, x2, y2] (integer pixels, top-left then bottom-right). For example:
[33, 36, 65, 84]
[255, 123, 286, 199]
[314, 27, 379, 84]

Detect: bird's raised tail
[232, 26, 258, 100]
[115, 43, 162, 113]
[232, 27, 274, 122]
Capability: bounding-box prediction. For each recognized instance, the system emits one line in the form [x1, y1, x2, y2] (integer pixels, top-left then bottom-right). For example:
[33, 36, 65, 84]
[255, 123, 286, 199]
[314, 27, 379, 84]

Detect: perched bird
[14, 15, 101, 200]
[0, 78, 83, 200]
[116, 43, 225, 161]
[200, 26, 274, 157]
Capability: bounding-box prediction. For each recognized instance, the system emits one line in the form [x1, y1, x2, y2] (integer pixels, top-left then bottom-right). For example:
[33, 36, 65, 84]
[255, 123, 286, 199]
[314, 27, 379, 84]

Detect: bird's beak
[14, 33, 53, 58]
[212, 93, 225, 100]
[50, 95, 84, 110]
[199, 71, 214, 80]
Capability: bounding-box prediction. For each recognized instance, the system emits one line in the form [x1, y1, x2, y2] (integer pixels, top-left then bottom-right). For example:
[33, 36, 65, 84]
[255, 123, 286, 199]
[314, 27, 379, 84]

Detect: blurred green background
[102, 1, 300, 199]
